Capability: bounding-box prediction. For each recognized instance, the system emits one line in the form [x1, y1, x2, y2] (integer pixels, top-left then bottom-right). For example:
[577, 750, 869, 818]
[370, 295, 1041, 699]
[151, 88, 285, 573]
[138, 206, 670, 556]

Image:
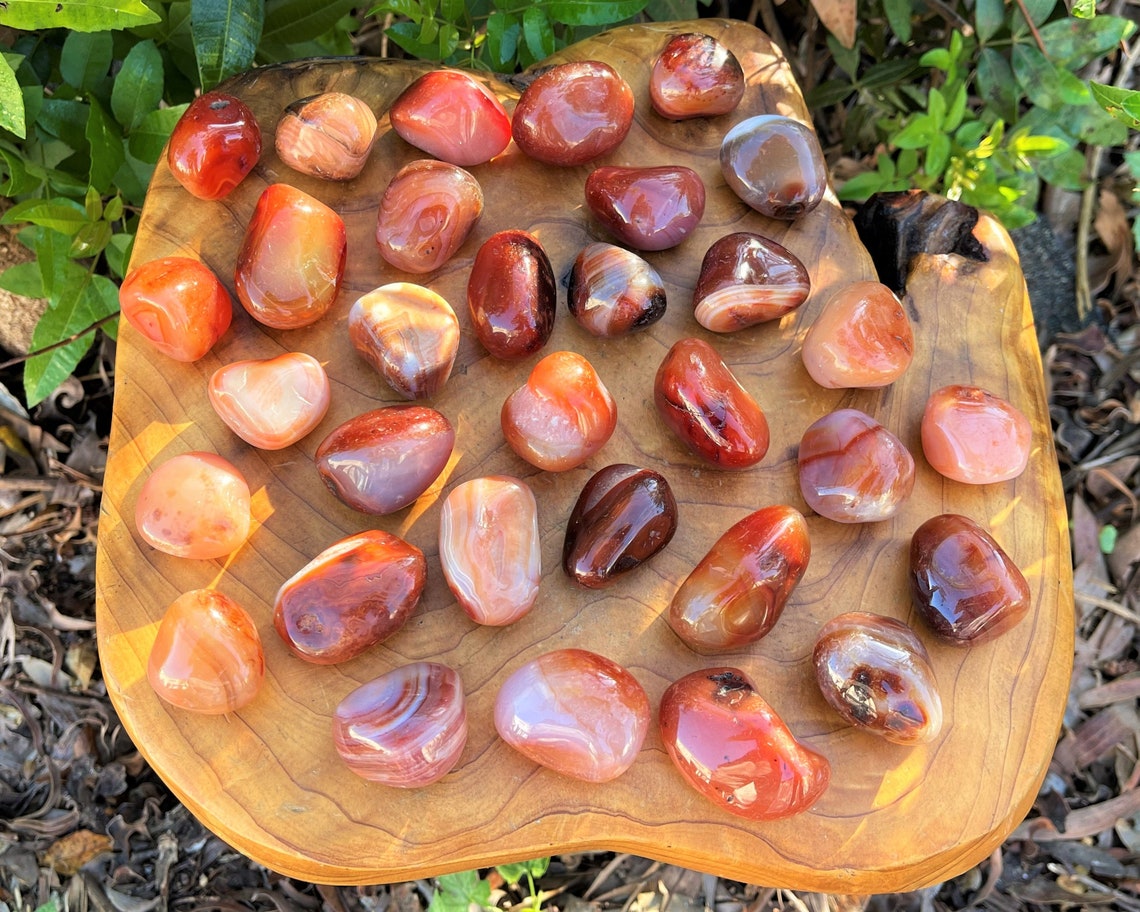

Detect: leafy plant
[429, 858, 551, 912]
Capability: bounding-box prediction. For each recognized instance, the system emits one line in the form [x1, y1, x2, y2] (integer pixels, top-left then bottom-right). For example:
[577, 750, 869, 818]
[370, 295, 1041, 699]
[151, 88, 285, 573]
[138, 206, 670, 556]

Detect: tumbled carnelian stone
[119, 257, 232, 362]
[720, 115, 827, 219]
[208, 352, 330, 450]
[147, 589, 264, 714]
[167, 92, 262, 200]
[390, 70, 511, 167]
[467, 230, 556, 359]
[275, 92, 378, 181]
[650, 32, 745, 120]
[921, 385, 1032, 484]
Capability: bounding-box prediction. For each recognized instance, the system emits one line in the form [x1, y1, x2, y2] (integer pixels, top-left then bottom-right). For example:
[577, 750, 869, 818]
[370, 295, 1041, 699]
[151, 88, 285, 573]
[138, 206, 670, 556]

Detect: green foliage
[191, 0, 265, 89]
[429, 859, 552, 912]
[0, 0, 160, 31]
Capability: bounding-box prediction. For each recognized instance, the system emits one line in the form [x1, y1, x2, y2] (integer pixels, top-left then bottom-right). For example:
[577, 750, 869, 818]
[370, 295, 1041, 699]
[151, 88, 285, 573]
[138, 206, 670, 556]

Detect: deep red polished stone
[563, 464, 678, 588]
[376, 160, 483, 274]
[390, 70, 511, 166]
[235, 183, 346, 329]
[649, 32, 746, 120]
[501, 351, 616, 472]
[167, 92, 261, 200]
[797, 408, 915, 523]
[584, 165, 705, 251]
[921, 385, 1032, 484]
[467, 230, 556, 359]
[654, 337, 769, 468]
[275, 92, 378, 181]
[494, 648, 650, 782]
[567, 243, 666, 337]
[334, 662, 467, 787]
[148, 589, 265, 715]
[668, 505, 809, 652]
[692, 232, 809, 332]
[209, 352, 330, 450]
[315, 406, 455, 514]
[720, 115, 828, 219]
[659, 668, 830, 820]
[119, 257, 232, 361]
[910, 514, 1031, 645]
[274, 529, 426, 664]
[813, 612, 943, 744]
[511, 60, 634, 166]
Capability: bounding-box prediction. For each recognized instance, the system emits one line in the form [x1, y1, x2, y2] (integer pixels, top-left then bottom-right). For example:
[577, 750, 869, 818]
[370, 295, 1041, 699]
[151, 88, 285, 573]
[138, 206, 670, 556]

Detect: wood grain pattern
[95, 19, 1072, 892]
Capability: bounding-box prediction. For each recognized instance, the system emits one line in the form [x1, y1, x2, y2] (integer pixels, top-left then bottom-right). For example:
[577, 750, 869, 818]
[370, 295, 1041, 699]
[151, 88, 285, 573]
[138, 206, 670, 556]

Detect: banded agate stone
[209, 352, 330, 450]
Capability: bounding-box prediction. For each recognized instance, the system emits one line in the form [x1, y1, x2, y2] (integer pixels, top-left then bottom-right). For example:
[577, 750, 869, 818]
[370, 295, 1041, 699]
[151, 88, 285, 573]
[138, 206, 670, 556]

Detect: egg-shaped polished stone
[567, 243, 666, 338]
[376, 160, 483, 274]
[167, 91, 261, 200]
[494, 648, 650, 782]
[274, 529, 426, 664]
[910, 514, 1031, 645]
[119, 256, 232, 362]
[720, 115, 828, 219]
[390, 70, 511, 166]
[209, 352, 330, 450]
[563, 464, 678, 589]
[439, 476, 541, 626]
[349, 283, 460, 399]
[813, 612, 943, 744]
[275, 92, 378, 181]
[135, 451, 250, 560]
[802, 281, 914, 389]
[659, 668, 830, 820]
[668, 506, 808, 653]
[692, 232, 810, 332]
[315, 406, 454, 514]
[148, 589, 264, 714]
[511, 60, 634, 166]
[334, 662, 467, 787]
[467, 230, 556, 359]
[649, 32, 746, 120]
[655, 337, 769, 468]
[584, 165, 705, 251]
[921, 385, 1032, 484]
[798, 409, 915, 523]
[235, 183, 347, 329]
[501, 351, 616, 472]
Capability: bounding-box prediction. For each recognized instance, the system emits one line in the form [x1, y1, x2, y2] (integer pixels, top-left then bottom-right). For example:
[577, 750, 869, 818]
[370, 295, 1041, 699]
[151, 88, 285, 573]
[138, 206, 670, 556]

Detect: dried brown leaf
[1079, 671, 1140, 709]
[1091, 188, 1134, 294]
[42, 829, 113, 876]
[1051, 703, 1140, 774]
[1072, 494, 1103, 570]
[809, 0, 856, 47]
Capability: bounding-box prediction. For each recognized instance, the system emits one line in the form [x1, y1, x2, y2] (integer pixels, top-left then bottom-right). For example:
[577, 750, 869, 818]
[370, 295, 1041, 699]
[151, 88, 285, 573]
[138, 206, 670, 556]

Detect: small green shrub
[429, 858, 552, 912]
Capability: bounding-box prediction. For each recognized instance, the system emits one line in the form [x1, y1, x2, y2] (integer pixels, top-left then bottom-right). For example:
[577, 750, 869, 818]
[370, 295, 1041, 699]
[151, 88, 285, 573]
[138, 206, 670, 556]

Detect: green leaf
[2, 198, 88, 235]
[59, 31, 113, 92]
[1013, 0, 1057, 32]
[496, 858, 550, 885]
[429, 871, 491, 912]
[892, 113, 935, 149]
[645, 0, 699, 20]
[944, 81, 968, 131]
[522, 6, 556, 61]
[805, 79, 855, 109]
[1012, 44, 1088, 109]
[975, 47, 1018, 123]
[86, 98, 124, 195]
[1040, 15, 1134, 68]
[827, 34, 859, 78]
[882, 0, 912, 44]
[484, 10, 520, 70]
[127, 103, 187, 163]
[191, 0, 265, 90]
[859, 57, 920, 89]
[1100, 525, 1118, 554]
[386, 19, 447, 59]
[838, 169, 897, 201]
[104, 194, 123, 223]
[367, 0, 423, 20]
[84, 184, 102, 220]
[1035, 147, 1087, 190]
[927, 86, 946, 128]
[925, 131, 951, 176]
[1072, 0, 1094, 17]
[1009, 132, 1068, 155]
[0, 0, 160, 30]
[263, 0, 360, 44]
[114, 148, 156, 205]
[1090, 81, 1140, 129]
[36, 98, 90, 152]
[0, 261, 45, 298]
[546, 0, 649, 26]
[111, 40, 163, 132]
[69, 219, 112, 258]
[974, 0, 1004, 43]
[105, 232, 134, 279]
[919, 47, 950, 70]
[0, 54, 26, 139]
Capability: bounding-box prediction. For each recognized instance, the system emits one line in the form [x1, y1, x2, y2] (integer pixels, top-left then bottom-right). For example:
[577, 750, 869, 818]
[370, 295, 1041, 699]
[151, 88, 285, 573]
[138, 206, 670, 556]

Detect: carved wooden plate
[95, 19, 1072, 893]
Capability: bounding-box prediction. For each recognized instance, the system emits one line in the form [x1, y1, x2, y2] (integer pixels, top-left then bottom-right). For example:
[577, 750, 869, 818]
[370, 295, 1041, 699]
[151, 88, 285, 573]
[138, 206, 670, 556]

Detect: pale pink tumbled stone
[334, 662, 467, 787]
[494, 648, 650, 782]
[439, 476, 541, 626]
[921, 385, 1032, 484]
[209, 352, 330, 450]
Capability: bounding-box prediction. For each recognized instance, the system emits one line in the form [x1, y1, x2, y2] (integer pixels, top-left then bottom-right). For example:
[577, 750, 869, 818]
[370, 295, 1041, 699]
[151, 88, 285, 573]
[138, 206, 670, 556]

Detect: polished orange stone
[275, 92, 378, 181]
[390, 70, 511, 166]
[167, 92, 261, 200]
[649, 32, 745, 120]
[921, 385, 1032, 484]
[208, 352, 330, 450]
[119, 257, 232, 362]
[147, 589, 264, 714]
[720, 115, 828, 219]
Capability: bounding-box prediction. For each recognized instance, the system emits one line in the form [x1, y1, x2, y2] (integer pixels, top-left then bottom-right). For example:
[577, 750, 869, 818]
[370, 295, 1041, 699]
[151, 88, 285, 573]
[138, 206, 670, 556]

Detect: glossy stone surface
[813, 612, 943, 744]
[563, 464, 678, 588]
[349, 283, 460, 399]
[136, 452, 250, 560]
[274, 530, 426, 664]
[209, 352, 330, 450]
[921, 385, 1032, 484]
[802, 281, 914, 389]
[334, 662, 467, 787]
[439, 476, 541, 626]
[494, 648, 650, 782]
[501, 351, 616, 472]
[467, 230, 556, 359]
[797, 409, 915, 523]
[567, 243, 666, 337]
[720, 115, 828, 219]
[668, 505, 809, 652]
[376, 160, 483, 274]
[649, 32, 745, 120]
[584, 165, 705, 251]
[235, 183, 346, 329]
[659, 668, 830, 820]
[692, 232, 809, 332]
[511, 61, 634, 166]
[654, 337, 769, 468]
[119, 257, 232, 361]
[390, 70, 511, 166]
[148, 589, 264, 714]
[275, 92, 378, 181]
[167, 92, 261, 200]
[315, 406, 454, 514]
[910, 514, 1031, 645]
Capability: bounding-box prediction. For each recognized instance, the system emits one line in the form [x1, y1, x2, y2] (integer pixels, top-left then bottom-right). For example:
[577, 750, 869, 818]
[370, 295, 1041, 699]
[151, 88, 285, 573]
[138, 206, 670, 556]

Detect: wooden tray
[95, 19, 1073, 894]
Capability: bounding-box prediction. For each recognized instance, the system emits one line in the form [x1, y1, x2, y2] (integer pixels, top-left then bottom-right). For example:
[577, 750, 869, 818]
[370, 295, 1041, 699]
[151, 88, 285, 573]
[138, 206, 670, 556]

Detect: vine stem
[1013, 0, 1048, 52]
[0, 312, 118, 371]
